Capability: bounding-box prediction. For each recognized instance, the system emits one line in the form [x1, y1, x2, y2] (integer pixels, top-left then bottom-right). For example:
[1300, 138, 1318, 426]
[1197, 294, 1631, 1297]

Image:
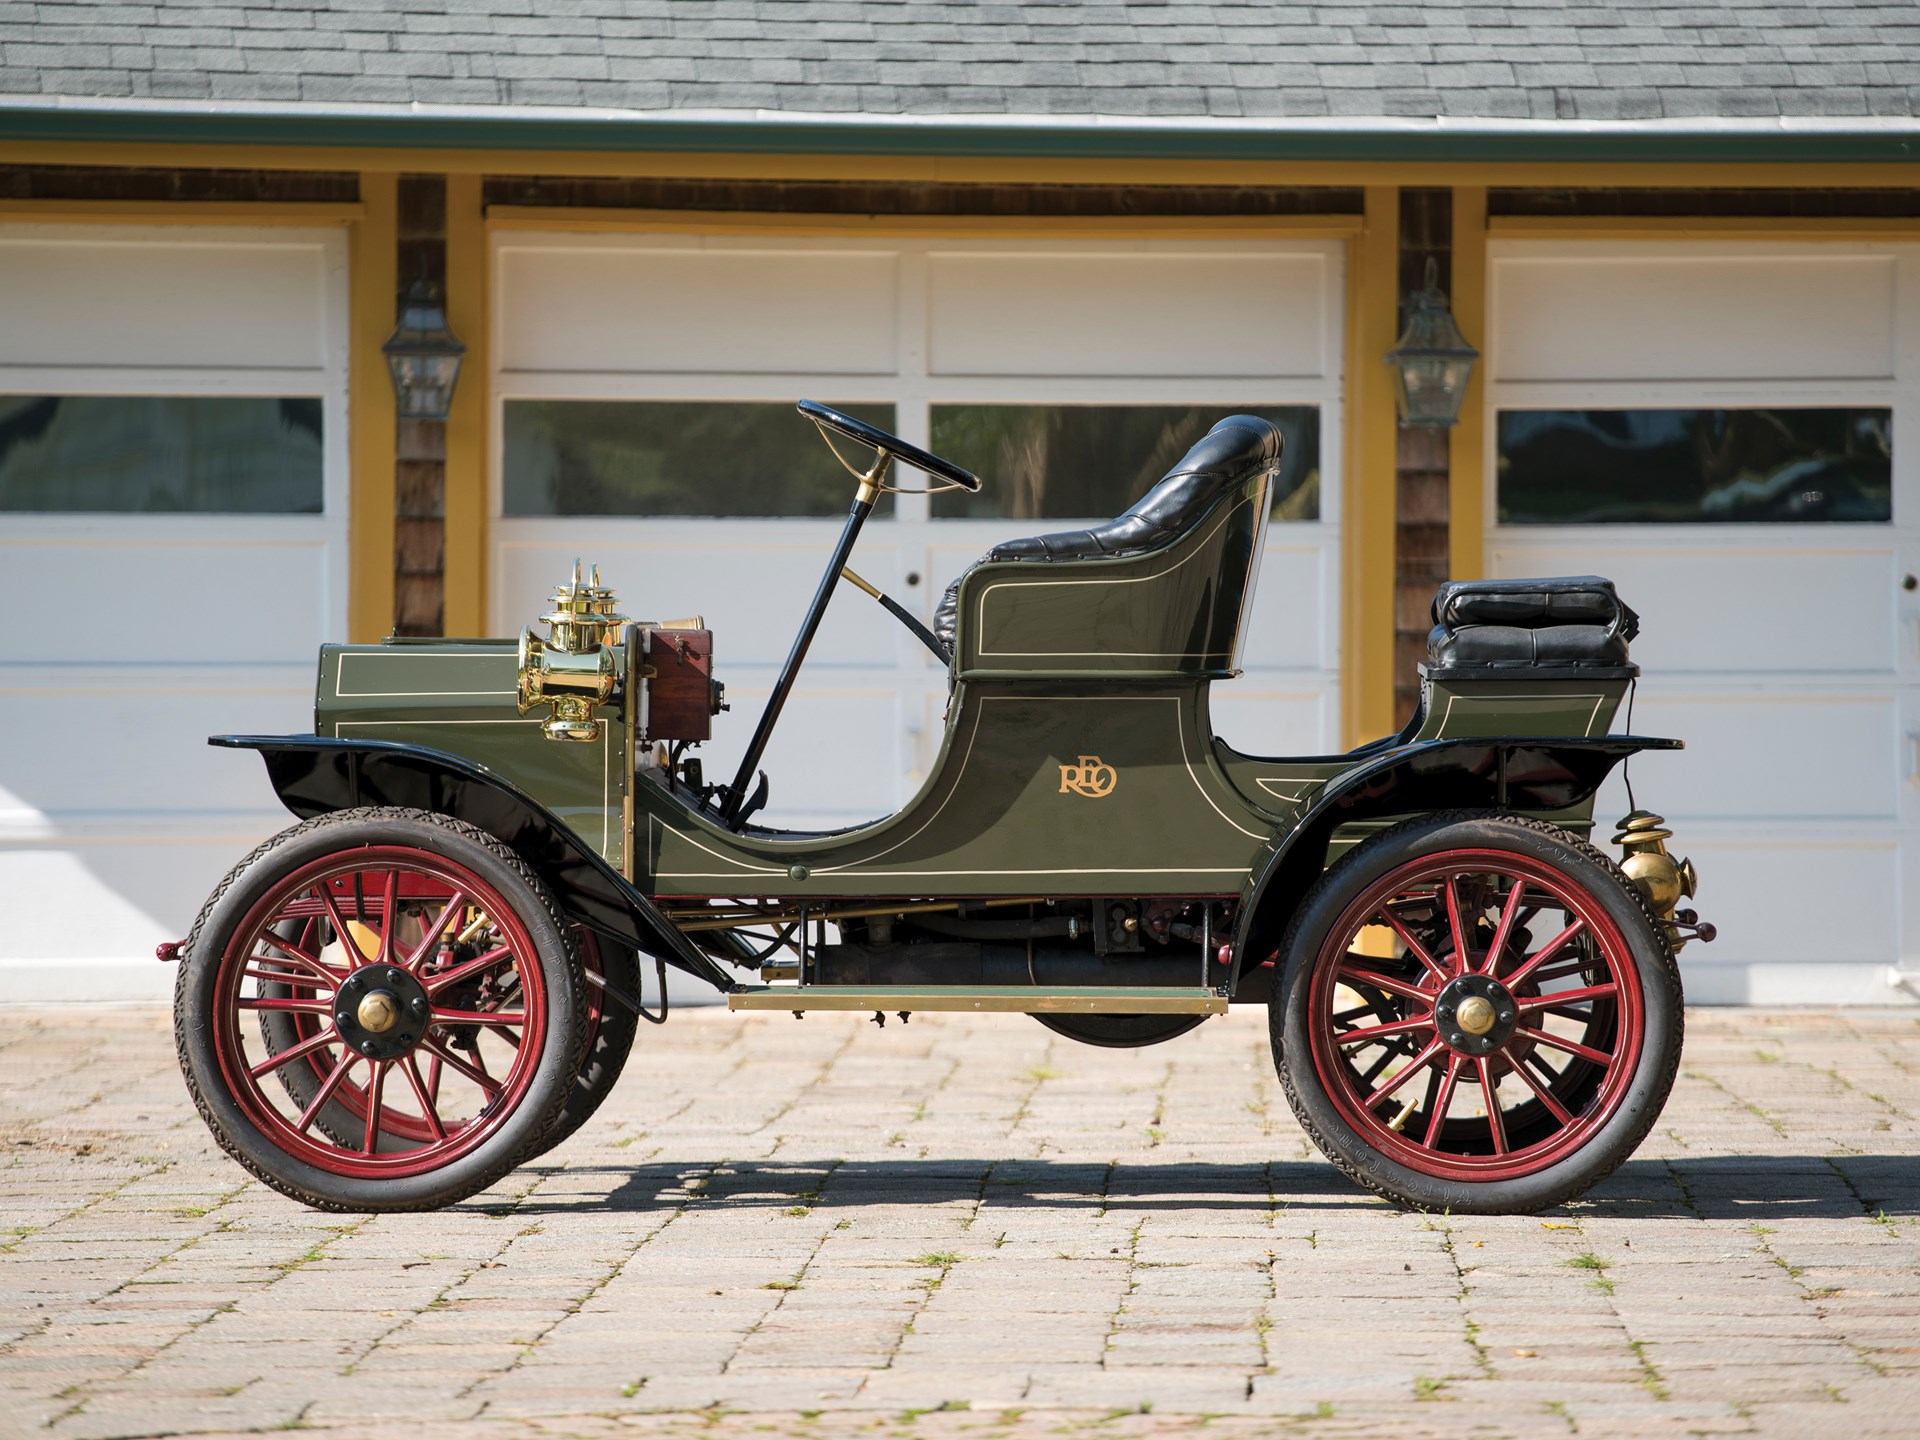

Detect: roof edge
[3, 97, 1919, 162]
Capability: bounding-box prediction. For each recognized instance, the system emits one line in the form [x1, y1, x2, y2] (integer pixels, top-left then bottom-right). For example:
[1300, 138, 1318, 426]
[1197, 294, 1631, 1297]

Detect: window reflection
[0, 396, 323, 514]
[929, 405, 1320, 521]
[503, 400, 896, 517]
[1497, 409, 1891, 524]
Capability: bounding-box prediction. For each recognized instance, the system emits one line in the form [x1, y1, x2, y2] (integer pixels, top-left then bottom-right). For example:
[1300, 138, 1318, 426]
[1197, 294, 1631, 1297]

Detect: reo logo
[1058, 755, 1117, 798]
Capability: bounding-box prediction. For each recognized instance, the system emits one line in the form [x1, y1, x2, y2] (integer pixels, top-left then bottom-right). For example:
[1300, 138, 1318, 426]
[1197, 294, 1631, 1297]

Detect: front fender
[211, 734, 737, 992]
[1230, 734, 1682, 994]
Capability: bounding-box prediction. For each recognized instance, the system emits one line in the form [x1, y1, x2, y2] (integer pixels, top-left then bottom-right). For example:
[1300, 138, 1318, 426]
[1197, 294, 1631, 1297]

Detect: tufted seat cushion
[933, 415, 1282, 655]
[1427, 575, 1640, 673]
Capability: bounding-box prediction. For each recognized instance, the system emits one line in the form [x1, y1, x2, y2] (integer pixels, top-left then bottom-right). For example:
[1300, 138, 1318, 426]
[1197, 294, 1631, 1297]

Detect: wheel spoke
[1481, 880, 1528, 976]
[256, 933, 344, 983]
[249, 1025, 338, 1079]
[1442, 878, 1472, 977]
[1365, 1037, 1447, 1109]
[1336, 964, 1432, 1004]
[1422, 1054, 1465, 1149]
[422, 944, 515, 997]
[1377, 910, 1450, 986]
[319, 886, 373, 968]
[421, 1036, 503, 1097]
[429, 1006, 528, 1030]
[361, 1060, 389, 1153]
[403, 890, 469, 970]
[1476, 1056, 1508, 1154]
[400, 1055, 448, 1140]
[241, 963, 334, 992]
[1516, 982, 1618, 1012]
[237, 995, 333, 1015]
[1503, 1051, 1575, 1125]
[1520, 1026, 1615, 1066]
[1335, 1015, 1435, 1047]
[295, 1054, 357, 1134]
[375, 870, 399, 966]
[1501, 918, 1586, 992]
[1356, 1040, 1413, 1089]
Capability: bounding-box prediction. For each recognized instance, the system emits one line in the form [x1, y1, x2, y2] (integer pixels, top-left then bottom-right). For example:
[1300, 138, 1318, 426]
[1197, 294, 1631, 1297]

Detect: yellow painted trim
[9, 139, 1920, 188]
[1489, 214, 1920, 240]
[1343, 185, 1400, 751]
[0, 199, 365, 224]
[443, 175, 489, 638]
[485, 205, 1364, 238]
[1449, 187, 1488, 585]
[348, 173, 398, 645]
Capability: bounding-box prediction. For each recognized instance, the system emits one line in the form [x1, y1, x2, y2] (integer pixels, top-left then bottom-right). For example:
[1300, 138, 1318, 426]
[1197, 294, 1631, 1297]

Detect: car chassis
[170, 403, 1714, 1215]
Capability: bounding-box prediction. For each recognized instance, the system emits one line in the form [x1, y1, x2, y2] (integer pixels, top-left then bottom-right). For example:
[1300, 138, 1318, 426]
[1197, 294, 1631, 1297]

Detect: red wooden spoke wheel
[175, 809, 586, 1212]
[1274, 814, 1681, 1214]
[225, 848, 547, 1175]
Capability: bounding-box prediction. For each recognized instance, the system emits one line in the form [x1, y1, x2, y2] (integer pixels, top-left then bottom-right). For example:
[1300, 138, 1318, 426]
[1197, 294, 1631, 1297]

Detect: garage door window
[1497, 407, 1891, 524]
[927, 404, 1320, 522]
[0, 395, 324, 513]
[502, 400, 897, 517]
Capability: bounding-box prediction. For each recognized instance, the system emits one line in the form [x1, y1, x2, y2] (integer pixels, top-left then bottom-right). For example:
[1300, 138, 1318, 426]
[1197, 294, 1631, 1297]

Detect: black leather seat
[934, 415, 1282, 654]
[1426, 575, 1640, 673]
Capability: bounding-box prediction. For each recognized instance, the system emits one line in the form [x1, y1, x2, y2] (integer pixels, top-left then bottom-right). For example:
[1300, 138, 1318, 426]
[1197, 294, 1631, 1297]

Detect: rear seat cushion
[1427, 575, 1638, 673]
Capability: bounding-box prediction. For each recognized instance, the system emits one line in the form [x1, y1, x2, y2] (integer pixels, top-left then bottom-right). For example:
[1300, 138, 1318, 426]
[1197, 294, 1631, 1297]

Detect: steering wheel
[798, 399, 981, 493]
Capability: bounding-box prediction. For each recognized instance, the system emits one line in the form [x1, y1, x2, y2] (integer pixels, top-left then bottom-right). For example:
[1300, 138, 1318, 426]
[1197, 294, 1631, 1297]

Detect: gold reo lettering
[1058, 755, 1117, 799]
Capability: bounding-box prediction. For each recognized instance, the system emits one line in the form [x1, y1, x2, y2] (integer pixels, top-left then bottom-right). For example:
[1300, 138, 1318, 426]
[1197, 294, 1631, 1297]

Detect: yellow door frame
[1343, 186, 1401, 750]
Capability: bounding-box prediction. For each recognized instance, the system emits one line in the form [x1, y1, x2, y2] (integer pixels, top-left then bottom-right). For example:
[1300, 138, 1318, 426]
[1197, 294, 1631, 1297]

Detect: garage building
[1, 1, 1917, 1004]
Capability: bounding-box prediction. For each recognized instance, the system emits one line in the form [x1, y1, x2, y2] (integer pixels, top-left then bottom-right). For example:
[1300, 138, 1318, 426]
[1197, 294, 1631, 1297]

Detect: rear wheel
[532, 933, 640, 1156]
[175, 808, 588, 1212]
[1273, 812, 1682, 1214]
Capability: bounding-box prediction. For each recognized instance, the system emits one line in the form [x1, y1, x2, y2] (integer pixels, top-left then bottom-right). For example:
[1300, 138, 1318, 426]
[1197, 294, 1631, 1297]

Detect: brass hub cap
[357, 991, 400, 1034]
[332, 965, 430, 1060]
[1454, 995, 1497, 1036]
[1433, 973, 1519, 1057]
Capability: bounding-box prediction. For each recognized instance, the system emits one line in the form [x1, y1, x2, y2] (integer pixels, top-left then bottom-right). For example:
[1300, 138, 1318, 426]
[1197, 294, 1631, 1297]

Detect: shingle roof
[4, 0, 1919, 125]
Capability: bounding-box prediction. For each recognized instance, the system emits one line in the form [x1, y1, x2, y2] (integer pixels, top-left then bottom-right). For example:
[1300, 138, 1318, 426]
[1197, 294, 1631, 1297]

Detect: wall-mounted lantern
[382, 279, 466, 422]
[1385, 257, 1479, 429]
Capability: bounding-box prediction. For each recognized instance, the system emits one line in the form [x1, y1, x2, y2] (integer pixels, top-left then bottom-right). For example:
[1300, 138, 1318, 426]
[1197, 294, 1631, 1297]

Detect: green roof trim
[4, 103, 1919, 164]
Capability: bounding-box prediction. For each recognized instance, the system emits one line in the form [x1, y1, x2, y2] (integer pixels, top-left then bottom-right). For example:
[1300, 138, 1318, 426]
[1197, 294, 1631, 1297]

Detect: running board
[728, 985, 1227, 1015]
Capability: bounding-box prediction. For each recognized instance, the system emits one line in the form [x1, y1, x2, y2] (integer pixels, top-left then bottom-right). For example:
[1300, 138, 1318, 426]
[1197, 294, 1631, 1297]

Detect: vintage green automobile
[171, 403, 1712, 1216]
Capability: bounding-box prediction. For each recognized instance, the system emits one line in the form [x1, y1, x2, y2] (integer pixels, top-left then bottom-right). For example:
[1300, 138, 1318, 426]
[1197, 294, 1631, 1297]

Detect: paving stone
[0, 1004, 1916, 1439]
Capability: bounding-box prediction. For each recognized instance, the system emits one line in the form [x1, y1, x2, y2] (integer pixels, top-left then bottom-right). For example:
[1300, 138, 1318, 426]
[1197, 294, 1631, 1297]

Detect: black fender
[1228, 734, 1682, 996]
[211, 734, 738, 993]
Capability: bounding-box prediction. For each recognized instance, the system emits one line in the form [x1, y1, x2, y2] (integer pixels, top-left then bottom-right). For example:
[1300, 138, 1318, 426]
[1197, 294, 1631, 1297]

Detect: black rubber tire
[174, 807, 589, 1213]
[1031, 1013, 1209, 1048]
[531, 933, 641, 1156]
[1271, 811, 1683, 1215]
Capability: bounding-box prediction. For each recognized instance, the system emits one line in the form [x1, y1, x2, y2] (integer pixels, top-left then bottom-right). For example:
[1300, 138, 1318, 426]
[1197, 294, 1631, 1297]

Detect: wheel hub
[1434, 973, 1517, 1057]
[334, 964, 429, 1059]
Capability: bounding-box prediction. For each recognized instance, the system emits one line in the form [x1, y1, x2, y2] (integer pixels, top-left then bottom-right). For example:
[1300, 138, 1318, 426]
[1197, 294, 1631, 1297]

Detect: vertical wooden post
[443, 172, 489, 637]
[1449, 185, 1489, 585]
[348, 172, 398, 644]
[1343, 185, 1401, 750]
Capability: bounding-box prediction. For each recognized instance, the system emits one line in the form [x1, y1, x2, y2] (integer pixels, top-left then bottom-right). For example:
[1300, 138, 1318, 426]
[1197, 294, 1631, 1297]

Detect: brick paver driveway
[0, 1004, 1915, 1440]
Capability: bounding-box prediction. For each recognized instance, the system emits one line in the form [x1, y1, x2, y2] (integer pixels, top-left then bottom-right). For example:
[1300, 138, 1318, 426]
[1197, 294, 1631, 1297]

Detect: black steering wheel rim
[797, 399, 981, 493]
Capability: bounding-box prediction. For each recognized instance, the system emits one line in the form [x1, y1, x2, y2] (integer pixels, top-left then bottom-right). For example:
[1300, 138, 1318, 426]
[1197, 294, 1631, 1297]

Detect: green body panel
[309, 597, 1633, 902]
[314, 639, 630, 869]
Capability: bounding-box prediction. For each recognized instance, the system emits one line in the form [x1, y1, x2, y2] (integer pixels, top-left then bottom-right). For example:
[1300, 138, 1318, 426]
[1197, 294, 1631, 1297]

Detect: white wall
[1487, 240, 1920, 1005]
[0, 226, 350, 1001]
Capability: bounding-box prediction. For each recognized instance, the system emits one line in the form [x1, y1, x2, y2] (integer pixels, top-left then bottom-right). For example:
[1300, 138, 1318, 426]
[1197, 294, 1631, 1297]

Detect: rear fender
[1229, 735, 1681, 996]
[211, 734, 737, 992]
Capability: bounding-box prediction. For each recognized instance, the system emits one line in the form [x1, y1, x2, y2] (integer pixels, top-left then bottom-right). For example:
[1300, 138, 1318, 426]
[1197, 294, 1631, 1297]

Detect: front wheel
[1273, 812, 1682, 1214]
[174, 808, 588, 1212]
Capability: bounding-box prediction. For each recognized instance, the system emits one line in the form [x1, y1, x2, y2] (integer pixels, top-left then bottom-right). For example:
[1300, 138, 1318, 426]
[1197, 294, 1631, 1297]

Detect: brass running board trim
[728, 985, 1227, 1016]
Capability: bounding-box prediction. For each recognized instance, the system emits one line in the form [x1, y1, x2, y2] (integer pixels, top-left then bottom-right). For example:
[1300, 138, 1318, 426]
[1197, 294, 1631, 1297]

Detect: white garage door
[1486, 240, 1919, 1004]
[0, 226, 350, 999]
[490, 232, 1345, 831]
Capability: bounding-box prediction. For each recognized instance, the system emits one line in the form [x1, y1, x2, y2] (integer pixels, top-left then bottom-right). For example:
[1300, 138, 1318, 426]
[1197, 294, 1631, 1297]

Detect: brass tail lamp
[1612, 811, 1716, 951]
[517, 561, 629, 742]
